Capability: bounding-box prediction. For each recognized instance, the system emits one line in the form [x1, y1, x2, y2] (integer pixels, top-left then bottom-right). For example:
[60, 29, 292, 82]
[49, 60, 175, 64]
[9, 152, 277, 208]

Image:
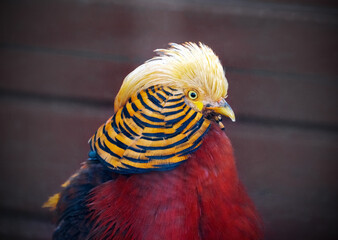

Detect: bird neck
[88, 124, 263, 240]
[89, 85, 211, 174]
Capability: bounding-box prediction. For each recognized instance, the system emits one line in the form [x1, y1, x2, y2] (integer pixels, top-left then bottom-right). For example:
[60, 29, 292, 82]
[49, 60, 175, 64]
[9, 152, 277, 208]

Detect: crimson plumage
[46, 42, 263, 239]
[87, 123, 262, 239]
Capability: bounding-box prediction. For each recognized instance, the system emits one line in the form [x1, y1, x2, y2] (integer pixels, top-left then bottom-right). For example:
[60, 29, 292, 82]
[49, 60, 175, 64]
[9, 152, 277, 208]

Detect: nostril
[205, 103, 212, 107]
[218, 98, 225, 104]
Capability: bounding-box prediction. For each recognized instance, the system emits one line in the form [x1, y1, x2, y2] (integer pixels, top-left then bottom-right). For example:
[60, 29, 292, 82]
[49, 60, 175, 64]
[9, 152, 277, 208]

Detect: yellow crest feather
[114, 42, 228, 111]
[42, 193, 60, 210]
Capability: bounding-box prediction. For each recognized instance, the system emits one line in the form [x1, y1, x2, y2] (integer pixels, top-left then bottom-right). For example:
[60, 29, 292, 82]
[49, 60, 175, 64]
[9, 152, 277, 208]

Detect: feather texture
[114, 42, 228, 111]
[89, 85, 210, 173]
[47, 42, 263, 239]
[87, 123, 262, 240]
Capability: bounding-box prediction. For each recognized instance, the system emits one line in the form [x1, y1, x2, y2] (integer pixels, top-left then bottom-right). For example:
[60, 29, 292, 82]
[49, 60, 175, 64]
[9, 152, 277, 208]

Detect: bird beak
[206, 101, 236, 122]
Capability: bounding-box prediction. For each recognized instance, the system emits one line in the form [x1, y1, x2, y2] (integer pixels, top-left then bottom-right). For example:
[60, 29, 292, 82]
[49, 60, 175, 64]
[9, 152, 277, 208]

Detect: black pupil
[190, 92, 196, 98]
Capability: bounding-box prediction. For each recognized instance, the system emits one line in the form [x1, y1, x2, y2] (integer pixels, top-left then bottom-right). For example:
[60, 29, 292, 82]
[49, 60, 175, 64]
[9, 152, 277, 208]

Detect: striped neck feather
[89, 86, 211, 174]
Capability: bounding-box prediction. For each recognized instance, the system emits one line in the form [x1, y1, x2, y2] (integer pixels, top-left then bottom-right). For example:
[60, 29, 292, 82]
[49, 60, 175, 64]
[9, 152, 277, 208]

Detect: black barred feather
[53, 162, 116, 240]
[89, 86, 211, 174]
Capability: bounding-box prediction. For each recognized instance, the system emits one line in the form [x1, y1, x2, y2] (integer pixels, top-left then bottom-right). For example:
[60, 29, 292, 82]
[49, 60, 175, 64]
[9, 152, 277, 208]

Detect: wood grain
[0, 0, 337, 239]
[1, 0, 337, 76]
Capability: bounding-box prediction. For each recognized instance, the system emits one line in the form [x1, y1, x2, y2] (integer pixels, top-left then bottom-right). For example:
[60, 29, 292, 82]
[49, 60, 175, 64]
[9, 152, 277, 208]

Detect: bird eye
[188, 90, 198, 100]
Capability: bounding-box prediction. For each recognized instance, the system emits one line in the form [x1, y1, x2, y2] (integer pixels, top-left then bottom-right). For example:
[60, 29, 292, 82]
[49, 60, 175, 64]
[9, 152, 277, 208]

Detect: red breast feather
[88, 123, 263, 240]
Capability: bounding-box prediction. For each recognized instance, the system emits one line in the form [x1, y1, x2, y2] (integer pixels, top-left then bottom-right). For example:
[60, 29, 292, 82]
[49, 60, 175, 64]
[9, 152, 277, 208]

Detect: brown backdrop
[1, 0, 337, 239]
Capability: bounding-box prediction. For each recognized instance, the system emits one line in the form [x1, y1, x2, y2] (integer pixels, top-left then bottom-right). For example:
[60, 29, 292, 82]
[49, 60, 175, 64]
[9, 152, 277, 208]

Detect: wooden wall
[1, 0, 337, 239]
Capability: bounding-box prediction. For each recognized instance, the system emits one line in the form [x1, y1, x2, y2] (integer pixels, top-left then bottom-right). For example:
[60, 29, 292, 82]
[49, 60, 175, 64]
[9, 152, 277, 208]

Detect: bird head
[89, 42, 236, 173]
[114, 42, 235, 124]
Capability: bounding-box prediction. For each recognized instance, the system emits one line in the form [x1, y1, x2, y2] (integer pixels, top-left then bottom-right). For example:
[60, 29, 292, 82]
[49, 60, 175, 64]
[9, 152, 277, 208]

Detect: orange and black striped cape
[89, 85, 211, 174]
[50, 85, 263, 240]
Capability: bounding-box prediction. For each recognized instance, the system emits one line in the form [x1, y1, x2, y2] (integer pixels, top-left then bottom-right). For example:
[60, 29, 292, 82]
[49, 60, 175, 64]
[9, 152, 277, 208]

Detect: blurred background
[1, 0, 337, 239]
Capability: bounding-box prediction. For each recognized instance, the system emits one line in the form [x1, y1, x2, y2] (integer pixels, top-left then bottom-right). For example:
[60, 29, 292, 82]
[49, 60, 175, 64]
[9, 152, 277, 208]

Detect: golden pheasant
[44, 42, 262, 240]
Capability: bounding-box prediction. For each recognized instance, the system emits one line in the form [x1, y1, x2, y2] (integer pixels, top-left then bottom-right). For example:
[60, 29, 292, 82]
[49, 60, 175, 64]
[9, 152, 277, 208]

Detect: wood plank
[1, 49, 337, 126]
[0, 213, 53, 240]
[1, 0, 337, 76]
[0, 97, 111, 217]
[0, 97, 337, 239]
[227, 70, 338, 126]
[0, 49, 133, 102]
[253, 0, 338, 8]
[227, 122, 338, 240]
